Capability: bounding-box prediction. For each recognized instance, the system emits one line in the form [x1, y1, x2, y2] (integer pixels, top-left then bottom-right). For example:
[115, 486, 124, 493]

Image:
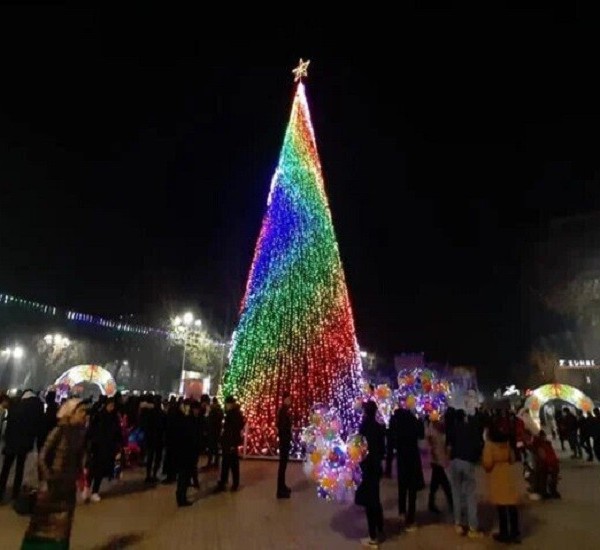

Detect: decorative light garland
[222, 66, 363, 454]
[0, 291, 168, 337]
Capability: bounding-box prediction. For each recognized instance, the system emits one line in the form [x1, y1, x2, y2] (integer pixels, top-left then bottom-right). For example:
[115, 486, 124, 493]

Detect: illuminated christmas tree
[222, 60, 362, 454]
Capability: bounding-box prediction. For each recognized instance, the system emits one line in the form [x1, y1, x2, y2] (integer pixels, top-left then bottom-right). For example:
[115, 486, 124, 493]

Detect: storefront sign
[558, 359, 598, 369]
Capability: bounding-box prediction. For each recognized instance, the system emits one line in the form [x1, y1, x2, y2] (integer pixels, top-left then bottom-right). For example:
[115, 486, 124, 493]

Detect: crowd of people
[0, 387, 248, 548]
[354, 402, 600, 548]
[1, 386, 598, 549]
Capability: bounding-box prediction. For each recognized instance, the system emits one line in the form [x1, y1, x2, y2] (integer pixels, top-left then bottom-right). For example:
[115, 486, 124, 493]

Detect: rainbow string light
[222, 77, 362, 454]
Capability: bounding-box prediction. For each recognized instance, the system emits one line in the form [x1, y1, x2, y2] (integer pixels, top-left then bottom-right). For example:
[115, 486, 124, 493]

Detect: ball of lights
[301, 403, 367, 503]
[396, 368, 450, 418]
[354, 380, 395, 426]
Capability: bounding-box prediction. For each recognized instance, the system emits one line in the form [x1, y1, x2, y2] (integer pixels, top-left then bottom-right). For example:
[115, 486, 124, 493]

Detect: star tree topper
[292, 58, 310, 82]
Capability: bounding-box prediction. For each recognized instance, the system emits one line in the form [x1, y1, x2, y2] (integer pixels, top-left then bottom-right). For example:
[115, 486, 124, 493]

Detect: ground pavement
[1, 445, 599, 549]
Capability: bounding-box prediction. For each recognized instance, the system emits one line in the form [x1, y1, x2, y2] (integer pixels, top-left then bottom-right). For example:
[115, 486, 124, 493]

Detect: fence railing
[241, 424, 305, 460]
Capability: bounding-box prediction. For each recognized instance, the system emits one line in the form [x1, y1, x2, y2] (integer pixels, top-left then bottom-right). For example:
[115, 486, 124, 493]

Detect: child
[532, 430, 560, 499]
[482, 421, 522, 544]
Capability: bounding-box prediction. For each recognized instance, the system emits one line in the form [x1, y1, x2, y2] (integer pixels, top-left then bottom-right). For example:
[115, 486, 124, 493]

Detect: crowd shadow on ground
[91, 532, 145, 549]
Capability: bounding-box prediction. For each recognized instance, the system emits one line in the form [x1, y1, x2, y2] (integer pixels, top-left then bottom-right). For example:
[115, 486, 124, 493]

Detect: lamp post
[173, 312, 202, 395]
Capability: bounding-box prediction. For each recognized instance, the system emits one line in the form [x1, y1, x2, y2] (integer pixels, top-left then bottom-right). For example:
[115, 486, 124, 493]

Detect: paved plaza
[1, 446, 599, 549]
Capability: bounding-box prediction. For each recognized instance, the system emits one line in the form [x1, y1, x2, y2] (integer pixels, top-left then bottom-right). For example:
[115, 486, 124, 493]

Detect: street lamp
[2, 346, 24, 359]
[172, 312, 201, 394]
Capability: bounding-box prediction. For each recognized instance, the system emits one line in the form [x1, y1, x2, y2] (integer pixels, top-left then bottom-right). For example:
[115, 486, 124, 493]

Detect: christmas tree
[222, 60, 362, 454]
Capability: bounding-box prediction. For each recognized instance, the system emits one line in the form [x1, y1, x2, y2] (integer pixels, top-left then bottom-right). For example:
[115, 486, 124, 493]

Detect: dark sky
[1, 7, 599, 387]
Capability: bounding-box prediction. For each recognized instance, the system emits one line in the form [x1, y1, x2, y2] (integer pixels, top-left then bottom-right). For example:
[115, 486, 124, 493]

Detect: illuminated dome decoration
[53, 364, 117, 398]
[524, 383, 594, 425]
[222, 61, 362, 455]
[396, 368, 450, 419]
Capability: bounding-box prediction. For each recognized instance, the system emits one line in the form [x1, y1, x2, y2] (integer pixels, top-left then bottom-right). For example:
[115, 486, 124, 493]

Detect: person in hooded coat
[21, 398, 88, 549]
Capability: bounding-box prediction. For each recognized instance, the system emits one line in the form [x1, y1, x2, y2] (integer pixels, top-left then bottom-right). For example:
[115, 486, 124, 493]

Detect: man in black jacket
[447, 408, 484, 538]
[174, 399, 199, 507]
[214, 396, 245, 493]
[276, 392, 292, 498]
[0, 390, 44, 501]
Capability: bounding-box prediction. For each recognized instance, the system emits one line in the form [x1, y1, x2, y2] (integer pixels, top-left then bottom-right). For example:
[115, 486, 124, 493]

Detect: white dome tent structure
[53, 364, 117, 398]
[523, 383, 594, 427]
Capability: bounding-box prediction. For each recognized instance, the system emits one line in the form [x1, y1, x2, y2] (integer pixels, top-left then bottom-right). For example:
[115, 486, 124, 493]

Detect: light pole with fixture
[173, 312, 202, 395]
[44, 333, 70, 349]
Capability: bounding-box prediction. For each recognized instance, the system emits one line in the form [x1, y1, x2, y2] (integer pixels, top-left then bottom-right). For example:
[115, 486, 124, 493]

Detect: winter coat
[277, 405, 292, 448]
[482, 440, 520, 505]
[207, 404, 224, 443]
[3, 391, 44, 455]
[449, 415, 484, 463]
[139, 404, 165, 446]
[221, 405, 245, 450]
[175, 413, 201, 470]
[355, 417, 385, 508]
[389, 408, 425, 490]
[87, 410, 123, 477]
[38, 402, 59, 449]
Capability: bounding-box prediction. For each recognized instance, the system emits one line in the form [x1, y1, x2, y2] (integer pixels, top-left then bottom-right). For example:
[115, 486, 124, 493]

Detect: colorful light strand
[222, 79, 363, 454]
[0, 291, 168, 337]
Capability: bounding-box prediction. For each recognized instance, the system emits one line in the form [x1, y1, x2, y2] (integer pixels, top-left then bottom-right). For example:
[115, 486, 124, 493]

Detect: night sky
[1, 8, 599, 388]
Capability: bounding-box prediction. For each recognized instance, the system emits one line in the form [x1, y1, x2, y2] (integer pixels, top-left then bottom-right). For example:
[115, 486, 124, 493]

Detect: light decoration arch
[524, 383, 594, 425]
[53, 364, 117, 397]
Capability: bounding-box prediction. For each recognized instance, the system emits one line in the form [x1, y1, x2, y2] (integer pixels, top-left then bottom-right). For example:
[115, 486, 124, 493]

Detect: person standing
[161, 398, 180, 484]
[389, 406, 425, 532]
[174, 399, 197, 507]
[447, 408, 484, 538]
[577, 410, 593, 462]
[276, 392, 292, 499]
[0, 393, 11, 451]
[482, 419, 522, 544]
[563, 408, 580, 458]
[426, 415, 453, 514]
[355, 400, 386, 548]
[21, 398, 88, 549]
[591, 408, 600, 461]
[38, 391, 59, 451]
[205, 397, 223, 470]
[189, 400, 206, 489]
[383, 424, 395, 478]
[140, 394, 165, 483]
[0, 389, 44, 502]
[86, 397, 122, 502]
[214, 396, 245, 493]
